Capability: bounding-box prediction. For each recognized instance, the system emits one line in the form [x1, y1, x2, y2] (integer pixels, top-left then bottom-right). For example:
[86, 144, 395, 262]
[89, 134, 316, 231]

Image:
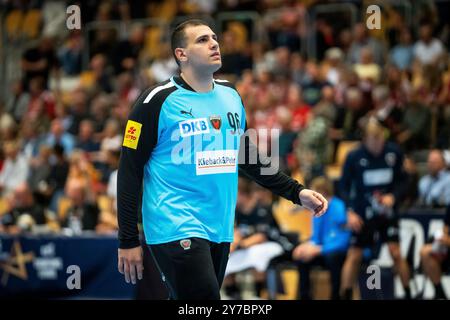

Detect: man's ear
[175, 48, 187, 63]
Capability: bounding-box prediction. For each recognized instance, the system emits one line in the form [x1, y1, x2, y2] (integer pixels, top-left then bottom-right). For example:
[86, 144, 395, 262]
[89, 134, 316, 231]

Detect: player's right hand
[347, 210, 364, 232]
[118, 246, 144, 284]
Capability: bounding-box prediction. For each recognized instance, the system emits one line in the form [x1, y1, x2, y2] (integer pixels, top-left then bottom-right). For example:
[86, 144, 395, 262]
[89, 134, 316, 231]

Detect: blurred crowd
[1, 0, 450, 299]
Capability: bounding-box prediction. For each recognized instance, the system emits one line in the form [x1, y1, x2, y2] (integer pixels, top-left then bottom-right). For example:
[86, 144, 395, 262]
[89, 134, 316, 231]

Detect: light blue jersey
[118, 76, 304, 249]
[143, 77, 245, 244]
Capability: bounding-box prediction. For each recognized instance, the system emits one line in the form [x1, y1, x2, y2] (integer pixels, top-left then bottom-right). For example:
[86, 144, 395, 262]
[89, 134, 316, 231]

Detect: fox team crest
[209, 115, 222, 130]
[180, 239, 191, 250]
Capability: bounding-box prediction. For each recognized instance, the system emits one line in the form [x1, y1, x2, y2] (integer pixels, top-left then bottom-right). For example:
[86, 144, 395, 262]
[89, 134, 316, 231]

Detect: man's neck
[180, 69, 214, 93]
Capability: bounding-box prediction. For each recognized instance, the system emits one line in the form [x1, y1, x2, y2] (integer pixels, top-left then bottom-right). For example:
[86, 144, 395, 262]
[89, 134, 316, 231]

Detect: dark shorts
[148, 237, 230, 300]
[350, 215, 400, 249]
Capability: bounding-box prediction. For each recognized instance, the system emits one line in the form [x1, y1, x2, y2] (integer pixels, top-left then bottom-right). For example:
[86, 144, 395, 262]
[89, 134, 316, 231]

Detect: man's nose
[210, 39, 218, 50]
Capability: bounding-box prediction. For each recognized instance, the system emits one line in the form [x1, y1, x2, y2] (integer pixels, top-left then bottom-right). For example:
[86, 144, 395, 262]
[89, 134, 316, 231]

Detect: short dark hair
[171, 19, 211, 66]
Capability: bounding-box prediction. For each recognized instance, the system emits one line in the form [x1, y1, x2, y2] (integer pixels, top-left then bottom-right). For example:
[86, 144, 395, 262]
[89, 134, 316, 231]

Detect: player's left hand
[299, 189, 328, 217]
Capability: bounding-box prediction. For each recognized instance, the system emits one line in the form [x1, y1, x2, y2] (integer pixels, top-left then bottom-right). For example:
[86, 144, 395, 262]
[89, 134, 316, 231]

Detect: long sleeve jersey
[117, 76, 305, 248]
